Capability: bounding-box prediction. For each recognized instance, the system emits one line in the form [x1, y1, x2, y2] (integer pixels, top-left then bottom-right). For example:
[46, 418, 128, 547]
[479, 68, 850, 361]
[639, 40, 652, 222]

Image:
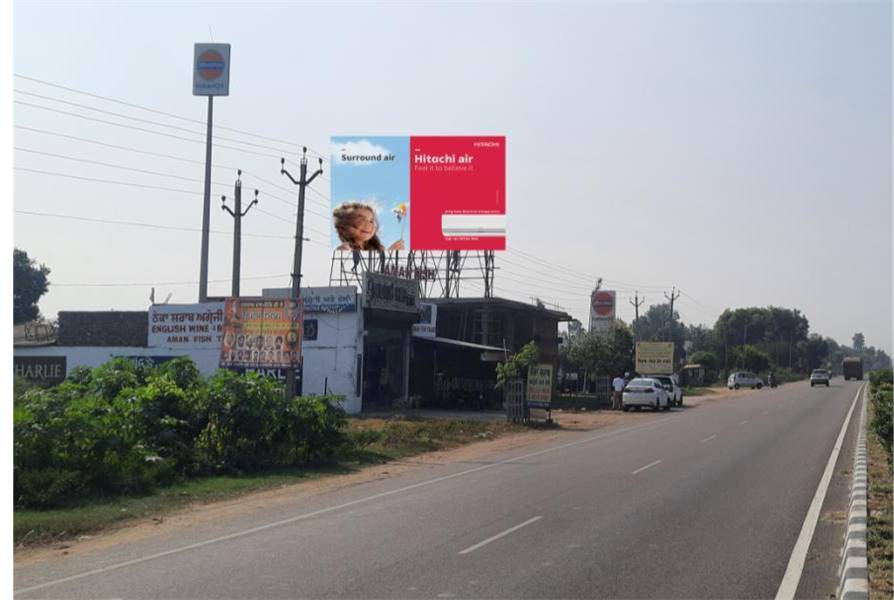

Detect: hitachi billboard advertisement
[331, 136, 506, 251]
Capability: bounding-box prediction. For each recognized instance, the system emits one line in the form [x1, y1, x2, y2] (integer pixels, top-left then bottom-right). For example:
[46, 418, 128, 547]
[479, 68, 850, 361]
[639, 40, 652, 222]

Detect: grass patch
[552, 394, 609, 411]
[682, 387, 717, 397]
[867, 398, 894, 600]
[15, 416, 526, 547]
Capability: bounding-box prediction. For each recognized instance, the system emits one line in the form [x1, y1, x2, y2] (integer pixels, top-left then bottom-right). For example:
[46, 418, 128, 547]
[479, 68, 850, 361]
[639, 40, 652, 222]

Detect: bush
[870, 375, 893, 462]
[14, 385, 172, 508]
[14, 358, 349, 508]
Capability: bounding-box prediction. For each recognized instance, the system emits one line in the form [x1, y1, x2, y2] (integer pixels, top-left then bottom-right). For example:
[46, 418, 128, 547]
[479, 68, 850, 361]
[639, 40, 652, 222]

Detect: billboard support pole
[198, 96, 214, 303]
[281, 147, 323, 399]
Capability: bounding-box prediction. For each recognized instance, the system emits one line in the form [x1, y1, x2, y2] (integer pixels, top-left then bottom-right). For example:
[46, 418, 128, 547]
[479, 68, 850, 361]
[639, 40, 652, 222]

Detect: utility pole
[664, 286, 680, 341]
[220, 170, 258, 297]
[629, 291, 644, 343]
[281, 147, 324, 399]
[588, 277, 603, 331]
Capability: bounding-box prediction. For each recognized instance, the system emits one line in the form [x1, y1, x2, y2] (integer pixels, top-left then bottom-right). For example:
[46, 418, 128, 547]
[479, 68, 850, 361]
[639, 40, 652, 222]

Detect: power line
[14, 125, 333, 213]
[13, 165, 329, 236]
[14, 73, 329, 161]
[15, 100, 289, 162]
[51, 273, 291, 288]
[15, 89, 308, 158]
[14, 209, 295, 241]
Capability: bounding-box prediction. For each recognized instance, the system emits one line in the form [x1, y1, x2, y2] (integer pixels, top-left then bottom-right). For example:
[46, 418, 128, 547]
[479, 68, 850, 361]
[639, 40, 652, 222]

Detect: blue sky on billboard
[330, 136, 410, 251]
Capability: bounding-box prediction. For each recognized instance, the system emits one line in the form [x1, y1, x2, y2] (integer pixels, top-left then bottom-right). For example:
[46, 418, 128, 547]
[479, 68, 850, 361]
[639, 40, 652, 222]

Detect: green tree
[852, 332, 865, 350]
[14, 248, 50, 325]
[688, 350, 718, 371]
[566, 322, 635, 377]
[635, 304, 686, 360]
[732, 345, 771, 373]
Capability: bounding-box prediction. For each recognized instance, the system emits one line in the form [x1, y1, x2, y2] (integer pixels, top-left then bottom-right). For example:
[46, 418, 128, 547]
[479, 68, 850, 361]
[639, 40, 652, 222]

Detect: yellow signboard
[526, 363, 554, 408]
[635, 342, 675, 374]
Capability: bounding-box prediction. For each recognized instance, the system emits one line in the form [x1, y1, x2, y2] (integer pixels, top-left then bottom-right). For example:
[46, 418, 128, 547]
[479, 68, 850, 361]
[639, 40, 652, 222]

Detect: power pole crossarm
[664, 286, 681, 342]
[629, 291, 644, 343]
[221, 170, 258, 298]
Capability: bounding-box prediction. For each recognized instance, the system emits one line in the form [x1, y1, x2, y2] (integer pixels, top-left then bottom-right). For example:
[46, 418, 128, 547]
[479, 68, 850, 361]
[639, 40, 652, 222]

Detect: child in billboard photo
[333, 202, 405, 251]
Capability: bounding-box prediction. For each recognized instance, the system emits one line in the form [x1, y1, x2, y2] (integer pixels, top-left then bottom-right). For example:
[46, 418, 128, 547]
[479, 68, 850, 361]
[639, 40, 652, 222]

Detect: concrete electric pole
[220, 169, 258, 298]
[629, 291, 644, 343]
[280, 147, 324, 398]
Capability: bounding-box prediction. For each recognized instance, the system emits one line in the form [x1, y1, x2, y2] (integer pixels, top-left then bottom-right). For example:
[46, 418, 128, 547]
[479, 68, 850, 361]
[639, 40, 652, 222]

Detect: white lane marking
[458, 516, 542, 555]
[631, 460, 662, 475]
[739, 420, 749, 425]
[761, 410, 770, 415]
[700, 434, 717, 443]
[14, 415, 682, 596]
[774, 384, 865, 600]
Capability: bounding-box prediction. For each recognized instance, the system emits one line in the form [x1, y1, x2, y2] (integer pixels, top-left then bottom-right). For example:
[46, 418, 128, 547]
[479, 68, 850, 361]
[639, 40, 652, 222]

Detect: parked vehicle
[810, 369, 831, 387]
[623, 378, 671, 412]
[842, 357, 863, 381]
[727, 371, 764, 390]
[649, 374, 683, 407]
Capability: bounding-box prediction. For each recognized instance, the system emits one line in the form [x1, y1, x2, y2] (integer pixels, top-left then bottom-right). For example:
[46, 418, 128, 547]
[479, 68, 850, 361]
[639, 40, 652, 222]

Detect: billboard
[526, 363, 554, 409]
[331, 136, 505, 251]
[193, 43, 231, 96]
[635, 342, 675, 374]
[219, 298, 302, 369]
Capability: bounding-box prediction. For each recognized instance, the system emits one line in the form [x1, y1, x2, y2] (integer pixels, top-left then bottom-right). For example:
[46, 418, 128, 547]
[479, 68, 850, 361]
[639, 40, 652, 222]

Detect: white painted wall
[301, 309, 363, 414]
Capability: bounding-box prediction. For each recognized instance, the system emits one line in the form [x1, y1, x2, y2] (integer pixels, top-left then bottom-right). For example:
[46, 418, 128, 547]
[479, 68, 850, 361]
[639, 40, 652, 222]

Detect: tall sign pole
[193, 43, 231, 302]
[281, 147, 323, 398]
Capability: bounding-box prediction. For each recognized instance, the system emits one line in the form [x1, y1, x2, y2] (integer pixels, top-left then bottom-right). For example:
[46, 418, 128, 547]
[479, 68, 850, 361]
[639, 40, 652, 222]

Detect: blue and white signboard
[193, 43, 231, 96]
[262, 286, 358, 314]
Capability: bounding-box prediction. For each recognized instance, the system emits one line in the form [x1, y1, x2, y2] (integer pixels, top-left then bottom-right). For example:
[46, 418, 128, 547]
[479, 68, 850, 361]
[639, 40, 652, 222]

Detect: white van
[727, 372, 764, 390]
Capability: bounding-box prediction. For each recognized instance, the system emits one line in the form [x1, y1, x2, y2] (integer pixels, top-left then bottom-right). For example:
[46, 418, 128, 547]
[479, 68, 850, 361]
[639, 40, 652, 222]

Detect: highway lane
[15, 380, 863, 599]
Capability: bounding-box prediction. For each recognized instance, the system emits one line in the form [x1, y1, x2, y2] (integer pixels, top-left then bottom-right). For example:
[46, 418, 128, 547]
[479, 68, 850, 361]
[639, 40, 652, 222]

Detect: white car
[649, 374, 683, 407]
[623, 378, 671, 412]
[727, 372, 764, 390]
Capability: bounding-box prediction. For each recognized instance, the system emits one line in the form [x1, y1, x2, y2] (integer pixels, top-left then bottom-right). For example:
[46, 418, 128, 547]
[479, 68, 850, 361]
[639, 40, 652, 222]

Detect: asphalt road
[15, 380, 865, 599]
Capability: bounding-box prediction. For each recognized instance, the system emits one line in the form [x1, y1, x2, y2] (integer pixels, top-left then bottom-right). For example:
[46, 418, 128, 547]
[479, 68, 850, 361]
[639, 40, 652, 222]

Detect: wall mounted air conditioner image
[441, 214, 506, 237]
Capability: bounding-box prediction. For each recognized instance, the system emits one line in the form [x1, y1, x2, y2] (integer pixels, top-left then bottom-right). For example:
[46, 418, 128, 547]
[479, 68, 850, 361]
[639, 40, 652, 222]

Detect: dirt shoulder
[15, 386, 745, 567]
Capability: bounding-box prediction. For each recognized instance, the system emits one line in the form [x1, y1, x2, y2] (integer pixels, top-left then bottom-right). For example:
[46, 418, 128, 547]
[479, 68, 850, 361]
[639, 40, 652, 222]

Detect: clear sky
[11, 1, 892, 353]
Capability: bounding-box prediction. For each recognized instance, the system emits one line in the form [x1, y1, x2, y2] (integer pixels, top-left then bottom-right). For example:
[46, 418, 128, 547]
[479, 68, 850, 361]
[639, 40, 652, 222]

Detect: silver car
[727, 371, 764, 390]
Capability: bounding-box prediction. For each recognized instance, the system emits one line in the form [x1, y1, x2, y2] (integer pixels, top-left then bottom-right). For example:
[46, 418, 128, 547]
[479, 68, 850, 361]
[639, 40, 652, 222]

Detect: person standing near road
[612, 373, 626, 410]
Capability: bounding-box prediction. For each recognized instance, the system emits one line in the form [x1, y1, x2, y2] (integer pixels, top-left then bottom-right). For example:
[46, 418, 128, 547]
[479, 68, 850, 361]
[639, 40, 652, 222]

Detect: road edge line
[774, 383, 865, 600]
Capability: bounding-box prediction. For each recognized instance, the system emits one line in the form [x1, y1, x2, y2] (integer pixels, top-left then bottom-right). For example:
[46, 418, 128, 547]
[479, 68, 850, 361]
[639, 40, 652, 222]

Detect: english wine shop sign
[148, 303, 225, 349]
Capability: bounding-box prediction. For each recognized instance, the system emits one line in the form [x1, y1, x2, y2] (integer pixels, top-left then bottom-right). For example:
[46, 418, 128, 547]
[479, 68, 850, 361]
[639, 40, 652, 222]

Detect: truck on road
[842, 356, 863, 381]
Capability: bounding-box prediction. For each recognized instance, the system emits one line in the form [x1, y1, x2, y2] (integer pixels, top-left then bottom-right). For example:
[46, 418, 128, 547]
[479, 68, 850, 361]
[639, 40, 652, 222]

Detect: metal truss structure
[329, 250, 496, 298]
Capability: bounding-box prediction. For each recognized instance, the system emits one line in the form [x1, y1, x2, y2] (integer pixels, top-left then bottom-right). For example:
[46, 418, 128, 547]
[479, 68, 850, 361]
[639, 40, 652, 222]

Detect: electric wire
[14, 73, 329, 161]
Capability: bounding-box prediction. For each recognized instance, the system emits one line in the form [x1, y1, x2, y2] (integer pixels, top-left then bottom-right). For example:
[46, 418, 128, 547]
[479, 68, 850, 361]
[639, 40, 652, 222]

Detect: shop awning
[412, 334, 505, 357]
